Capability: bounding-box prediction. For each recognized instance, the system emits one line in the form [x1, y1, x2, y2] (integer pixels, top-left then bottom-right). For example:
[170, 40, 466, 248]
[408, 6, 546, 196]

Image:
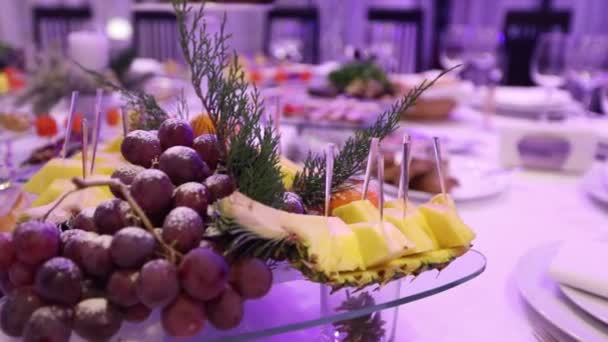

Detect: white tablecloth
[389, 109, 608, 341]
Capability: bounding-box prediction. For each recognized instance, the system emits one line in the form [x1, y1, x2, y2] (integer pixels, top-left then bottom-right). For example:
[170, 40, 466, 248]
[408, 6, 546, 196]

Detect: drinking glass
[0, 140, 13, 191]
[466, 27, 502, 73]
[270, 38, 303, 63]
[369, 41, 397, 73]
[439, 25, 468, 71]
[601, 85, 608, 115]
[530, 32, 567, 119]
[566, 35, 608, 116]
[459, 27, 503, 129]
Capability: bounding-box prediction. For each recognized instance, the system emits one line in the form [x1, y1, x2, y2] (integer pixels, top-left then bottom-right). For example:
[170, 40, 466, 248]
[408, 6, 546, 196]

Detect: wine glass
[270, 38, 303, 63]
[454, 27, 504, 87]
[566, 35, 608, 116]
[530, 32, 567, 119]
[462, 27, 503, 128]
[369, 41, 397, 73]
[0, 139, 13, 191]
[466, 27, 502, 73]
[601, 84, 608, 115]
[439, 25, 468, 71]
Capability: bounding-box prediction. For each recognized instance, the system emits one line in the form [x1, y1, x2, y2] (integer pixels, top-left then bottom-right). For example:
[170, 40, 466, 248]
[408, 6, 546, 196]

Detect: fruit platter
[0, 1, 485, 341]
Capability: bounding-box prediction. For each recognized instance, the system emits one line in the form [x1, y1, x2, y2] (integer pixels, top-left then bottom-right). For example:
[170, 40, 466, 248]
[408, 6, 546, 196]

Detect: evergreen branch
[173, 0, 284, 206]
[173, 0, 233, 145]
[333, 292, 386, 342]
[80, 64, 168, 130]
[293, 67, 457, 208]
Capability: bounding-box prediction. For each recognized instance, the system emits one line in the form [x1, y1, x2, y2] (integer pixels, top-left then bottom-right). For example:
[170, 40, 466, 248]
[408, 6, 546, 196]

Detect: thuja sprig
[173, 0, 237, 149]
[84, 67, 168, 130]
[172, 0, 284, 207]
[333, 291, 386, 342]
[293, 67, 457, 208]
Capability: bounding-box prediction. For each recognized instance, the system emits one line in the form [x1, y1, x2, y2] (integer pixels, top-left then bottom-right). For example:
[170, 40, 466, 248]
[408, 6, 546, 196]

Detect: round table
[386, 108, 608, 341]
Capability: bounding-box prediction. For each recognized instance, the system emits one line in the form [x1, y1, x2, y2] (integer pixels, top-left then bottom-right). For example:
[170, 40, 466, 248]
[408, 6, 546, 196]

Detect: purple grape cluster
[0, 118, 274, 340]
[0, 220, 273, 340]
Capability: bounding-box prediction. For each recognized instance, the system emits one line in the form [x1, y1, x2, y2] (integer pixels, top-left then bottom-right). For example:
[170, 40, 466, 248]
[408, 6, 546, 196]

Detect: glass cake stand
[0, 250, 485, 342]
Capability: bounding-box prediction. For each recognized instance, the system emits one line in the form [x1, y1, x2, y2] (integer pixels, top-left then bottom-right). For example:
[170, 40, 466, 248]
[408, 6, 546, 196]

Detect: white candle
[68, 31, 109, 71]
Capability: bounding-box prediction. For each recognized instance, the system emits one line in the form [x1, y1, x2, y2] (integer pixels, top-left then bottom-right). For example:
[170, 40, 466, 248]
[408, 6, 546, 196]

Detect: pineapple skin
[323, 246, 469, 292]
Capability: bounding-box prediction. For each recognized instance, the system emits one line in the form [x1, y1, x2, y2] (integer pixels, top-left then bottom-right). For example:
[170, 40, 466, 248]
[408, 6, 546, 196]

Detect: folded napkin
[549, 240, 608, 299]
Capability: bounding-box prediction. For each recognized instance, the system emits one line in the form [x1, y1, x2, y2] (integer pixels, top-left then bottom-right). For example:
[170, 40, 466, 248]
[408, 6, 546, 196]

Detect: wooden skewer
[398, 134, 411, 220]
[377, 149, 385, 222]
[61, 91, 79, 159]
[361, 138, 379, 200]
[324, 144, 335, 217]
[121, 106, 129, 137]
[432, 137, 447, 198]
[89, 89, 103, 175]
[81, 119, 88, 180]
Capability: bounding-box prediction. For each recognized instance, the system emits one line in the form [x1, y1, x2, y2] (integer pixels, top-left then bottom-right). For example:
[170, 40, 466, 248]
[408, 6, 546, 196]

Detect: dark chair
[431, 0, 452, 69]
[503, 9, 571, 86]
[367, 7, 424, 73]
[133, 10, 182, 62]
[33, 6, 92, 50]
[264, 7, 320, 64]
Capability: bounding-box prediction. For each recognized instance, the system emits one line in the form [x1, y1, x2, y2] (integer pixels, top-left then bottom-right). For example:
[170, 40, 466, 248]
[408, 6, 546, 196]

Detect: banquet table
[2, 81, 608, 341]
[272, 105, 608, 341]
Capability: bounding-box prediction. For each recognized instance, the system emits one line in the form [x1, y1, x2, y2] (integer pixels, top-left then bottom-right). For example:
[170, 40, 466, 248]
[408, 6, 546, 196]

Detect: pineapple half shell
[215, 192, 472, 291]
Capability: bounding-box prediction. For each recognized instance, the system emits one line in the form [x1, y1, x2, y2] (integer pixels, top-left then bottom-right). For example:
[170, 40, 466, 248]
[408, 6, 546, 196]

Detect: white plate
[384, 157, 512, 202]
[582, 163, 608, 206]
[493, 87, 572, 111]
[560, 285, 608, 326]
[516, 243, 608, 341]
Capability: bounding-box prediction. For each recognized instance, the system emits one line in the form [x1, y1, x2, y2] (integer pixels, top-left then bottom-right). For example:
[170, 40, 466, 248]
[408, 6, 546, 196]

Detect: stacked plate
[517, 241, 608, 340]
[475, 86, 577, 120]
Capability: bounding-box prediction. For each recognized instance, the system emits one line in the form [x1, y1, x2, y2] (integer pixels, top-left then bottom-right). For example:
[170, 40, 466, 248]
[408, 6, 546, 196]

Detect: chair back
[367, 7, 424, 73]
[503, 9, 571, 85]
[33, 6, 92, 50]
[133, 10, 182, 62]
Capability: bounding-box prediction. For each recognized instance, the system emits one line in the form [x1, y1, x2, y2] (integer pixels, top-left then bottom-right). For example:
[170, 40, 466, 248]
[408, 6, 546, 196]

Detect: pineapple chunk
[384, 200, 439, 247]
[327, 217, 364, 272]
[30, 179, 73, 208]
[280, 212, 336, 274]
[31, 177, 113, 208]
[384, 207, 437, 255]
[418, 194, 476, 248]
[71, 151, 125, 164]
[22, 178, 114, 223]
[279, 157, 301, 190]
[23, 159, 116, 195]
[102, 137, 123, 153]
[348, 221, 412, 268]
[332, 200, 379, 224]
[384, 199, 417, 211]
